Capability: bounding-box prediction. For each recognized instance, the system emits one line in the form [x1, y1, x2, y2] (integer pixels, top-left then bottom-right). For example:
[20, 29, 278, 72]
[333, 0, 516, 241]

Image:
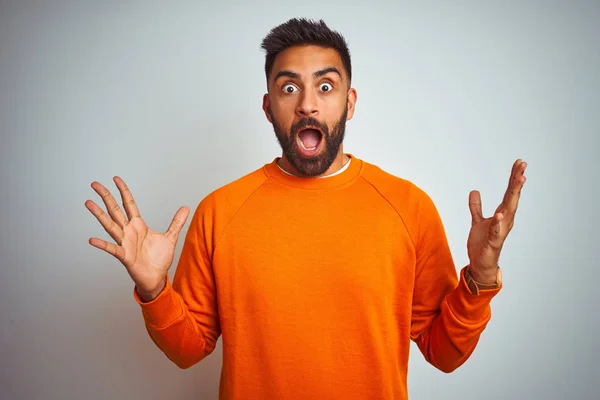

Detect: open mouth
[296, 127, 323, 155]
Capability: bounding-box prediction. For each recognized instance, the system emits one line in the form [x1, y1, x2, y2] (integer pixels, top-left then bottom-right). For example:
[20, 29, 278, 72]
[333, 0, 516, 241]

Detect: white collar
[277, 158, 352, 178]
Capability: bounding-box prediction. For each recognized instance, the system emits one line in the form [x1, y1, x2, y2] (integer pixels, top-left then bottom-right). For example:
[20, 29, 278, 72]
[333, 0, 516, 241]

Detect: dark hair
[260, 18, 352, 86]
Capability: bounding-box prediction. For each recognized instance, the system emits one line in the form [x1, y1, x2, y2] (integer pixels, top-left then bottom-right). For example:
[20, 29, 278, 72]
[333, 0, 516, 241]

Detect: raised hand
[467, 159, 528, 283]
[85, 177, 190, 301]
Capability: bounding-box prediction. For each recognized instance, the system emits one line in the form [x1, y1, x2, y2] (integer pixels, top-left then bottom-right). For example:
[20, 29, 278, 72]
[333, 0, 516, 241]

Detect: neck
[278, 148, 349, 178]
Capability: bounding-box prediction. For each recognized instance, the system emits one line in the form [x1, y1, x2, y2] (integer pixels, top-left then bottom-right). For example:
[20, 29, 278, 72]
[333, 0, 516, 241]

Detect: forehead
[270, 45, 345, 80]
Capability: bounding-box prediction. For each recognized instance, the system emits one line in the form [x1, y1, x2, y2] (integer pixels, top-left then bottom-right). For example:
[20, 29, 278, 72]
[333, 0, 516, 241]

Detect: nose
[296, 89, 318, 117]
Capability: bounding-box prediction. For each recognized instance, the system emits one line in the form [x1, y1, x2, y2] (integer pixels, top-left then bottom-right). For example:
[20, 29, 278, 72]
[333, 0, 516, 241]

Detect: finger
[510, 158, 521, 183]
[85, 199, 124, 244]
[487, 212, 505, 250]
[468, 190, 484, 226]
[88, 237, 126, 262]
[503, 160, 527, 216]
[164, 206, 190, 243]
[506, 160, 525, 198]
[90, 181, 128, 228]
[113, 176, 141, 221]
[495, 159, 526, 215]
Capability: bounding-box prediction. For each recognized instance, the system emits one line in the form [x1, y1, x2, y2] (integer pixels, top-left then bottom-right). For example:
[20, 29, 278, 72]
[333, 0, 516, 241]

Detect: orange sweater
[134, 154, 501, 399]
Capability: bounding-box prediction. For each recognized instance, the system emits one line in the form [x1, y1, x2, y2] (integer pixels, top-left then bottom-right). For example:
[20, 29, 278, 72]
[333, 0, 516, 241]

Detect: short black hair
[260, 18, 352, 86]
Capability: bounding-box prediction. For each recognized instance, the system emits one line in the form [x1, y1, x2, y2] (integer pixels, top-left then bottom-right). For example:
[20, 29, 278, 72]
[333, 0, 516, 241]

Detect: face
[262, 45, 357, 177]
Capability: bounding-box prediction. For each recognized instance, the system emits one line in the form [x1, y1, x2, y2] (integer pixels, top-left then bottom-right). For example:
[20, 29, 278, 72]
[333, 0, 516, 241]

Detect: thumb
[469, 190, 484, 226]
[486, 212, 504, 250]
[164, 206, 190, 243]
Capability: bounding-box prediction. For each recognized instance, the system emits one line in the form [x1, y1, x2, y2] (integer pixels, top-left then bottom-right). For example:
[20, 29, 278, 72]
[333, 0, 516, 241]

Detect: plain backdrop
[1, 1, 598, 399]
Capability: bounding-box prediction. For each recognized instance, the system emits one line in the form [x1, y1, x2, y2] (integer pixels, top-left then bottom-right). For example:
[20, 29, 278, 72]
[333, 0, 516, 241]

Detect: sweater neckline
[264, 153, 363, 190]
[277, 156, 352, 178]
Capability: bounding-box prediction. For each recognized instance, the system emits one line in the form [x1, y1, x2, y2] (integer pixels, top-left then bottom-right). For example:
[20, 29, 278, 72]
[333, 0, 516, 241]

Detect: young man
[86, 18, 527, 399]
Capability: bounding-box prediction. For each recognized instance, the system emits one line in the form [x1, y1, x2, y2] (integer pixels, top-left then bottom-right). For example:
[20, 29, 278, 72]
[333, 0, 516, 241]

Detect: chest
[212, 192, 416, 314]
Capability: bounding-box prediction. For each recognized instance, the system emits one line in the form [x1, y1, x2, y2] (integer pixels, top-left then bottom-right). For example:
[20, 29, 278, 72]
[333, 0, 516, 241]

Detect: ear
[345, 88, 358, 121]
[262, 93, 273, 123]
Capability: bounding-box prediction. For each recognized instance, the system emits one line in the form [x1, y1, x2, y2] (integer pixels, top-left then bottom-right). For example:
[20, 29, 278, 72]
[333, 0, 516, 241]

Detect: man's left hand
[467, 159, 528, 284]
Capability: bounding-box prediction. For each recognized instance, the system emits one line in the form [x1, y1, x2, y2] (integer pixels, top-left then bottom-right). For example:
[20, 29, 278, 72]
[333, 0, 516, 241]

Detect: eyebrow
[273, 67, 342, 82]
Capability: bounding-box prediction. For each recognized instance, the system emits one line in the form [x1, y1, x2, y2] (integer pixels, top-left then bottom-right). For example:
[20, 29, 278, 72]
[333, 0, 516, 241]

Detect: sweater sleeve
[133, 199, 221, 369]
[410, 191, 501, 373]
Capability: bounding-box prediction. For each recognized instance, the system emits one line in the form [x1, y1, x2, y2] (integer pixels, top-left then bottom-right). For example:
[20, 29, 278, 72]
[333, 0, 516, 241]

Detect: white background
[1, 0, 598, 399]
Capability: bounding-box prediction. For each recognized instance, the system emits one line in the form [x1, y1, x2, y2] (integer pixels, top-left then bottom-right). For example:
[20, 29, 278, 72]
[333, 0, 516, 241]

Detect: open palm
[85, 176, 190, 299]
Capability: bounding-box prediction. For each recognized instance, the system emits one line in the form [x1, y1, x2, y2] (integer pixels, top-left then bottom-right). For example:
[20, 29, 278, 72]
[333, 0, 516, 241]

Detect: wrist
[136, 278, 167, 303]
[464, 265, 501, 296]
[468, 264, 498, 284]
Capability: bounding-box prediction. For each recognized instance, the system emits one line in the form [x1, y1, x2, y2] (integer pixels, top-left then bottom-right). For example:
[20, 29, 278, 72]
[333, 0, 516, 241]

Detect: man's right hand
[85, 176, 190, 302]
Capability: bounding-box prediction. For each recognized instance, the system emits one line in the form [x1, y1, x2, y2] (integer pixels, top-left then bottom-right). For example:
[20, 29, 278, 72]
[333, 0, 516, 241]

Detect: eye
[282, 84, 298, 94]
[319, 83, 333, 92]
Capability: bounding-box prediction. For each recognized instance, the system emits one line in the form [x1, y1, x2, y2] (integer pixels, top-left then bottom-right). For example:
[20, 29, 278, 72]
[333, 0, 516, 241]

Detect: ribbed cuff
[133, 279, 184, 329]
[446, 266, 502, 323]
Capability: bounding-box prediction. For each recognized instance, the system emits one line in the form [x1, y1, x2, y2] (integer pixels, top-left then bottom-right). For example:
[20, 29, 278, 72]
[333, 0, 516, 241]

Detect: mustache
[291, 117, 329, 135]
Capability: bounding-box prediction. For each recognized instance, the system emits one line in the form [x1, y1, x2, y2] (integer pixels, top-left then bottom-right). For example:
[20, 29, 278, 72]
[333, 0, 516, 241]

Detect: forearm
[134, 279, 217, 369]
[414, 267, 501, 373]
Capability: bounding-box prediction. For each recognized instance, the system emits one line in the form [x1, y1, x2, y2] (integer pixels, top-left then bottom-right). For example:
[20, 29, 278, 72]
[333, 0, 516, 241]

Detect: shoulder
[359, 159, 442, 243]
[360, 159, 433, 208]
[185, 164, 271, 249]
[195, 164, 270, 217]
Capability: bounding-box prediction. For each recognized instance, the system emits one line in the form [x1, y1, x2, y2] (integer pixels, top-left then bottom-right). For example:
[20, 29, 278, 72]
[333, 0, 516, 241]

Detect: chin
[288, 147, 338, 177]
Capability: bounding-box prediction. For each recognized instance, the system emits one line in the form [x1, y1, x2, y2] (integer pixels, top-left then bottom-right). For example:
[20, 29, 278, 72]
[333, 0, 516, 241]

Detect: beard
[269, 106, 348, 177]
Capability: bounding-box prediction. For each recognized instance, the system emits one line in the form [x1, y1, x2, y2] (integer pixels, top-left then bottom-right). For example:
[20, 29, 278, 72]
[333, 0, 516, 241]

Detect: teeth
[298, 137, 317, 151]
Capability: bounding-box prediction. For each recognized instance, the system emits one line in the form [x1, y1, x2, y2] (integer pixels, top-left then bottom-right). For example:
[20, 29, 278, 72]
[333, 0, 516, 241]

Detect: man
[86, 18, 527, 399]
